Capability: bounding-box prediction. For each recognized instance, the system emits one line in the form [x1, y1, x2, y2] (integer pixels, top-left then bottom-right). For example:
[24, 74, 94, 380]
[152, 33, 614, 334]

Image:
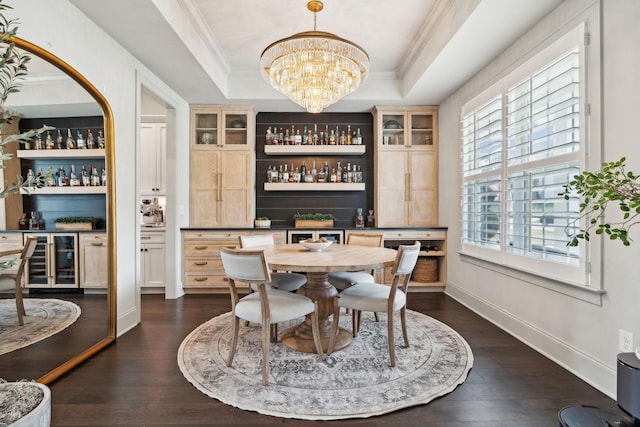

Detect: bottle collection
[266, 160, 363, 184]
[265, 124, 363, 145]
[22, 129, 105, 150]
[25, 164, 107, 188]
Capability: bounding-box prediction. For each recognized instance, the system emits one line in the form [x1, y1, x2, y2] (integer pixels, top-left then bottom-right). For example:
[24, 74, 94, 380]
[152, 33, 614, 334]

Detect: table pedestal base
[281, 326, 352, 354]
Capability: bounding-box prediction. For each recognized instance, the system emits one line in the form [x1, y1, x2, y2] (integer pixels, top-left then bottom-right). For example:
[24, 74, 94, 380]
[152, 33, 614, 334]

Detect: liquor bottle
[87, 129, 95, 149]
[278, 128, 284, 145]
[294, 129, 302, 145]
[282, 164, 289, 183]
[266, 165, 273, 183]
[304, 170, 314, 183]
[81, 165, 90, 186]
[306, 127, 313, 145]
[34, 134, 43, 150]
[355, 208, 364, 228]
[58, 165, 68, 187]
[66, 129, 75, 149]
[46, 166, 56, 187]
[37, 167, 44, 185]
[354, 164, 363, 183]
[339, 130, 346, 145]
[45, 131, 54, 149]
[342, 164, 348, 183]
[18, 213, 27, 230]
[76, 131, 85, 149]
[324, 125, 330, 144]
[292, 167, 301, 183]
[336, 162, 342, 183]
[278, 164, 284, 183]
[346, 125, 352, 144]
[347, 163, 353, 183]
[312, 124, 319, 145]
[328, 129, 336, 145]
[265, 126, 273, 145]
[300, 162, 307, 178]
[319, 132, 324, 146]
[56, 129, 63, 149]
[323, 161, 330, 182]
[330, 168, 337, 183]
[26, 169, 36, 186]
[70, 164, 80, 186]
[355, 128, 362, 145]
[302, 126, 308, 144]
[101, 168, 107, 186]
[284, 128, 290, 145]
[91, 166, 101, 186]
[271, 165, 278, 183]
[97, 130, 105, 149]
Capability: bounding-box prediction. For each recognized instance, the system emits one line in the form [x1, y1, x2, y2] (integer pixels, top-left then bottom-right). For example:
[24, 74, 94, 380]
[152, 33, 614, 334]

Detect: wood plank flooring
[47, 293, 623, 426]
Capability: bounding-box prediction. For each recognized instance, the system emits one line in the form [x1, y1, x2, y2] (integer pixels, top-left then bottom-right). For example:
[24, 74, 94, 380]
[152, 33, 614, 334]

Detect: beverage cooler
[25, 233, 78, 288]
[287, 229, 344, 244]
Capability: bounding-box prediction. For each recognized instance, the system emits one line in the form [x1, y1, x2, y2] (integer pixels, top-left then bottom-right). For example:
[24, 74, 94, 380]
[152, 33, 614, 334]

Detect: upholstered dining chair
[0, 237, 38, 326]
[219, 246, 325, 386]
[328, 241, 421, 367]
[327, 232, 383, 290]
[238, 234, 306, 292]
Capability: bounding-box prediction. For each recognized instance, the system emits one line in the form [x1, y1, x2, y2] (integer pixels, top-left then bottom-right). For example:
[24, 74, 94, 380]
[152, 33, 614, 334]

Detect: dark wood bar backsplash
[256, 112, 374, 228]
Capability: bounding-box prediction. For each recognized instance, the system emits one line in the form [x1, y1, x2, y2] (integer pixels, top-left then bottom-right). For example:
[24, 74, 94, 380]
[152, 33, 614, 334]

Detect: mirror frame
[10, 36, 117, 385]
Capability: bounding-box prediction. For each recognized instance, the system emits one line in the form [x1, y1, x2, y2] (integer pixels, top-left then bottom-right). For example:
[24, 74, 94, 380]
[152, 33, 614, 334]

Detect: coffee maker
[140, 198, 164, 226]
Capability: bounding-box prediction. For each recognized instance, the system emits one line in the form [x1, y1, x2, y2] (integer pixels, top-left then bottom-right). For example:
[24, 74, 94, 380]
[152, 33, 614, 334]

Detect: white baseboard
[445, 281, 617, 399]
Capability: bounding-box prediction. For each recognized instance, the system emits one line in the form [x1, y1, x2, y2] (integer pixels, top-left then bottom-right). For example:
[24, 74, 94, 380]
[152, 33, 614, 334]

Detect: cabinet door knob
[195, 245, 208, 250]
[194, 277, 208, 282]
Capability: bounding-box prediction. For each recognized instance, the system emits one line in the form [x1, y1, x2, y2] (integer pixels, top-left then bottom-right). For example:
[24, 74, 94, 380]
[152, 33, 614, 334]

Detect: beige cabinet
[140, 122, 166, 195]
[79, 232, 108, 288]
[190, 105, 255, 227]
[373, 106, 439, 227]
[140, 231, 165, 288]
[181, 229, 285, 292]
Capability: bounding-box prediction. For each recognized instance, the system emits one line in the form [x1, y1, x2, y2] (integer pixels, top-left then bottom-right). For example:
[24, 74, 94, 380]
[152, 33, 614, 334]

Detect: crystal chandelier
[260, 1, 369, 113]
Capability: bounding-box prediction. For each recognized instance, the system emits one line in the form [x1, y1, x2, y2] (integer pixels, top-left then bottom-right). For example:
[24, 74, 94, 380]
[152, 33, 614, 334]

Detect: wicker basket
[411, 257, 438, 283]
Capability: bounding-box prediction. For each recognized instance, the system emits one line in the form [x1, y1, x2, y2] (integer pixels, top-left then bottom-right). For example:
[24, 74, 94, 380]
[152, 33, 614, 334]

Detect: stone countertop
[181, 226, 448, 231]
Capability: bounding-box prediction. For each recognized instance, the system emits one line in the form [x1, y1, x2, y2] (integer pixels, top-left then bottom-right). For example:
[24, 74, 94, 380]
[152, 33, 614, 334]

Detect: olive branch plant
[561, 157, 640, 247]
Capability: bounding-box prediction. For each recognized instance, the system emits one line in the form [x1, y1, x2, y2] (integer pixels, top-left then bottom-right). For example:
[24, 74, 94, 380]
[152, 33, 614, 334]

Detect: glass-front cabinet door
[409, 112, 436, 147]
[375, 107, 438, 149]
[380, 112, 405, 147]
[192, 109, 219, 148]
[223, 111, 249, 146]
[26, 233, 78, 288]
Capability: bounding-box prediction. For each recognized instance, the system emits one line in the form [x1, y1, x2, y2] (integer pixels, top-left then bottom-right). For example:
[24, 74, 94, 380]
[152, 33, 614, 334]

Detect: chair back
[391, 241, 421, 276]
[239, 234, 275, 248]
[219, 246, 271, 284]
[346, 233, 383, 247]
[15, 237, 38, 280]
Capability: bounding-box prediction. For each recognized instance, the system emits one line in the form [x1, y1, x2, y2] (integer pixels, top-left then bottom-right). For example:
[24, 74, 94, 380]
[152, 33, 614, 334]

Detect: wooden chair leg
[400, 306, 409, 347]
[261, 321, 271, 386]
[14, 279, 24, 326]
[373, 312, 380, 322]
[351, 310, 358, 337]
[387, 310, 396, 367]
[227, 315, 240, 367]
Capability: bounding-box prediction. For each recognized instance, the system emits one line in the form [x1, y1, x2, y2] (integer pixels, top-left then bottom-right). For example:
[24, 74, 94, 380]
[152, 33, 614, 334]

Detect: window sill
[459, 251, 605, 305]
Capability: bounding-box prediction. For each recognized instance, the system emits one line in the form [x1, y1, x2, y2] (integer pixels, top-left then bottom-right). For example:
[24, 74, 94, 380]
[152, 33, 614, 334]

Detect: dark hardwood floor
[47, 293, 622, 426]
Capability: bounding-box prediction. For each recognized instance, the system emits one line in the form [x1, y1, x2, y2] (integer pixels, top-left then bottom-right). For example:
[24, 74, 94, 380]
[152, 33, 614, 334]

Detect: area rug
[178, 310, 473, 420]
[0, 299, 81, 355]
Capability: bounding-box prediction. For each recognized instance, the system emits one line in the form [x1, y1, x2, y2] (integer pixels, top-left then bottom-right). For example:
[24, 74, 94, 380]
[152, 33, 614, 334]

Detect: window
[460, 23, 597, 288]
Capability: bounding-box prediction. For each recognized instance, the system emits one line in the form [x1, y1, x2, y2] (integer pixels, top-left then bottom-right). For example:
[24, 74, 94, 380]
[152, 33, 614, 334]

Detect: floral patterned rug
[178, 310, 473, 420]
[0, 299, 81, 355]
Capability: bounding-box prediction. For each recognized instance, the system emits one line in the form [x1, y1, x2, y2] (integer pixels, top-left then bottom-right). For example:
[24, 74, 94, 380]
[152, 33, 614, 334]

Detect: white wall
[440, 0, 640, 398]
[10, 0, 191, 335]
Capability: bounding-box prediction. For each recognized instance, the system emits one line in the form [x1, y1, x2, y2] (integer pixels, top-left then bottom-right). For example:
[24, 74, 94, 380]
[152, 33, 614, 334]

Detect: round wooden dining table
[262, 243, 398, 353]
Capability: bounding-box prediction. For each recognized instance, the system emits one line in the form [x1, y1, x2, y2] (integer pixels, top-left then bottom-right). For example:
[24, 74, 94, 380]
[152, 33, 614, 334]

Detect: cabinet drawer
[183, 231, 246, 240]
[140, 232, 165, 244]
[80, 233, 108, 245]
[382, 230, 445, 240]
[183, 242, 230, 257]
[0, 233, 23, 247]
[183, 272, 227, 288]
[183, 257, 221, 273]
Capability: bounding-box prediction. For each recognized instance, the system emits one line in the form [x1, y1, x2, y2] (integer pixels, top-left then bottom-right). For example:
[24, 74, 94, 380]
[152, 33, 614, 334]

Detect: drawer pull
[194, 277, 208, 282]
[141, 236, 152, 240]
[194, 261, 208, 266]
[91, 242, 104, 246]
[195, 245, 209, 250]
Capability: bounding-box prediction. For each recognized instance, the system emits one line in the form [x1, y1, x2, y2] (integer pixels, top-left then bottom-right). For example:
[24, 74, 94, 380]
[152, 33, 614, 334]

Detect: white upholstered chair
[219, 246, 324, 386]
[327, 232, 383, 290]
[239, 234, 307, 292]
[328, 241, 421, 367]
[0, 237, 38, 326]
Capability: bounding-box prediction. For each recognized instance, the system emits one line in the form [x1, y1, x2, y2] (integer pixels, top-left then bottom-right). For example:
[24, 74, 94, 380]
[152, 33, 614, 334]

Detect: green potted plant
[561, 157, 640, 246]
[254, 216, 271, 229]
[54, 216, 99, 230]
[293, 212, 336, 228]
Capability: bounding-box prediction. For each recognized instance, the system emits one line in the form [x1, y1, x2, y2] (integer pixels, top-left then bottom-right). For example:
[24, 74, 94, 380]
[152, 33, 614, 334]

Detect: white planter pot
[254, 219, 271, 229]
[0, 382, 51, 427]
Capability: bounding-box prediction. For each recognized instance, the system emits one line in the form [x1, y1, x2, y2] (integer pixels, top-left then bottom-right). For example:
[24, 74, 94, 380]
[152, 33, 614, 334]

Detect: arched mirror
[0, 37, 116, 384]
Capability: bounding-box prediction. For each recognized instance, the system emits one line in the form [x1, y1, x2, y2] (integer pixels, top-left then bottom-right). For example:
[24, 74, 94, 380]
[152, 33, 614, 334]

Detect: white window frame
[460, 21, 603, 293]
